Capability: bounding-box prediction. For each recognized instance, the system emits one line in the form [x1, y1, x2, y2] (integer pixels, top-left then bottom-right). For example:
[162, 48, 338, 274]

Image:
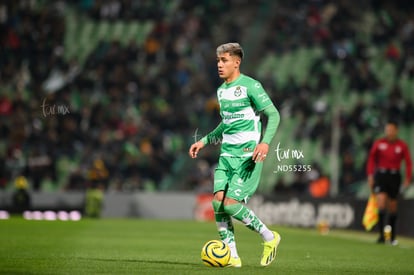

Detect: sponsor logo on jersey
[379, 143, 388, 150]
[258, 93, 270, 103]
[223, 113, 245, 120]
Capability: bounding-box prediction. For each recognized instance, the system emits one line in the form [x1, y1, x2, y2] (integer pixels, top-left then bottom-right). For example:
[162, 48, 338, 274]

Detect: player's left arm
[403, 142, 412, 186]
[261, 105, 280, 144]
[248, 81, 280, 162]
[252, 105, 280, 162]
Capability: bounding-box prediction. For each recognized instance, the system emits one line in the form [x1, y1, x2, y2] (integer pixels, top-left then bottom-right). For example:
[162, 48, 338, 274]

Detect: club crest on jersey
[234, 86, 242, 97]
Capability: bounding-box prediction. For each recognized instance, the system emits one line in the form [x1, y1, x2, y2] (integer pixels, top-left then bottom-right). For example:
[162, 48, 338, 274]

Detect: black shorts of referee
[373, 169, 401, 199]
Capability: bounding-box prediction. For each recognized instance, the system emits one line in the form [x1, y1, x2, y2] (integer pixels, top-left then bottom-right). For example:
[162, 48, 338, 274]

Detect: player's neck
[224, 72, 241, 84]
[386, 136, 398, 142]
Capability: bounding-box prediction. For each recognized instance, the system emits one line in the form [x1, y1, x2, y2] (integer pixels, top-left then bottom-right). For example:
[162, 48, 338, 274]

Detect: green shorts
[213, 156, 263, 203]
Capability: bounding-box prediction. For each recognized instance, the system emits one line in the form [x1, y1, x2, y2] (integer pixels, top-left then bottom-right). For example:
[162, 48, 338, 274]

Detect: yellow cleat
[260, 231, 281, 266]
[226, 257, 242, 268]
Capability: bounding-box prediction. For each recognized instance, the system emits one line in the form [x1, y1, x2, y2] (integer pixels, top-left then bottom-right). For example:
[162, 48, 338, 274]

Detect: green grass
[1, 218, 414, 274]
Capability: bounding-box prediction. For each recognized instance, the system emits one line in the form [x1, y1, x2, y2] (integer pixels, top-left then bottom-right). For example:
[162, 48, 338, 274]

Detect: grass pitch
[1, 218, 414, 274]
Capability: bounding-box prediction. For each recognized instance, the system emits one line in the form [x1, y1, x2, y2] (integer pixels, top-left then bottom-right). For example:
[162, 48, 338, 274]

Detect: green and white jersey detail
[217, 74, 273, 157]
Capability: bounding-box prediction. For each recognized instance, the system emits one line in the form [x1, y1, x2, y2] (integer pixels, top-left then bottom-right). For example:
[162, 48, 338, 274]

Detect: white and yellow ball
[200, 240, 230, 267]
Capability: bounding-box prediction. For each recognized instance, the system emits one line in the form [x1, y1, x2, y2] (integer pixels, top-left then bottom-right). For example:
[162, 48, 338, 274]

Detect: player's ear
[235, 57, 241, 68]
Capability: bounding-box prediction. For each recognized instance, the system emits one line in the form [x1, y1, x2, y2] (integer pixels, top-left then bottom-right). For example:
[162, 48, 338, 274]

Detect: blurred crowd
[1, 0, 413, 196]
[0, 0, 240, 192]
[260, 0, 414, 196]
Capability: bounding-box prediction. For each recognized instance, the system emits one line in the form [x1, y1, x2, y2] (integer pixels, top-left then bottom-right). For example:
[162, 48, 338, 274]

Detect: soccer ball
[200, 240, 230, 267]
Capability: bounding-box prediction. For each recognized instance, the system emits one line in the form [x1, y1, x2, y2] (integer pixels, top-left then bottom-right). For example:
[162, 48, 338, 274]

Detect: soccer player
[366, 121, 412, 245]
[189, 43, 281, 267]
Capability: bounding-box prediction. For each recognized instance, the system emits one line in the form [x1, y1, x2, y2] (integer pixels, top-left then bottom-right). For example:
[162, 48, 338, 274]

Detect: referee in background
[366, 120, 412, 245]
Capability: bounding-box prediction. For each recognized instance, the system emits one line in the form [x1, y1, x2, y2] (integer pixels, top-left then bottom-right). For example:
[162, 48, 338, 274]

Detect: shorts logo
[235, 178, 244, 187]
[243, 148, 252, 152]
[234, 189, 242, 196]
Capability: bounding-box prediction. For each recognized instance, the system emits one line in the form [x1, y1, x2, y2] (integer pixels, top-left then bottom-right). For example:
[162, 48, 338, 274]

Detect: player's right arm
[189, 122, 225, 158]
[366, 141, 378, 191]
[189, 141, 205, 158]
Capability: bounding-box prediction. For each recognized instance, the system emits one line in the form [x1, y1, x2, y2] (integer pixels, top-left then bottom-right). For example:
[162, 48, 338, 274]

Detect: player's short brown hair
[386, 120, 399, 128]
[216, 43, 244, 59]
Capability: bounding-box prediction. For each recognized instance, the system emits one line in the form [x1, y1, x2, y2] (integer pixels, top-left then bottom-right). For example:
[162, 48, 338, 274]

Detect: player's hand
[240, 158, 256, 180]
[189, 141, 205, 158]
[400, 179, 410, 195]
[252, 143, 269, 163]
[403, 178, 411, 189]
[367, 175, 374, 192]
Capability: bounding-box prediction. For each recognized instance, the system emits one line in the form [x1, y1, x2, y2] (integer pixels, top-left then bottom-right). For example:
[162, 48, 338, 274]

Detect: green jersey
[217, 74, 273, 157]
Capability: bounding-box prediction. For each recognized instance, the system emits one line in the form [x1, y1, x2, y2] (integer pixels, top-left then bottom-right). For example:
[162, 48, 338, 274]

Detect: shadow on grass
[76, 256, 200, 267]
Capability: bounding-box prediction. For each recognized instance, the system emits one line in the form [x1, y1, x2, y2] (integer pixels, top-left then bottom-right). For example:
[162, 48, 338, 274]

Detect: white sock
[227, 241, 239, 258]
[260, 226, 275, 242]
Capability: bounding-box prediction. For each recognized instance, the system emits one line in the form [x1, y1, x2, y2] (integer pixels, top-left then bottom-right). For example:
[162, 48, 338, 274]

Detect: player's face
[385, 123, 398, 141]
[217, 52, 240, 82]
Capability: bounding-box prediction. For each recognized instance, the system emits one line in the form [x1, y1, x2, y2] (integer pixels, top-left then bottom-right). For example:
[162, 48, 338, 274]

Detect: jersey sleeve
[403, 142, 412, 181]
[247, 81, 274, 112]
[261, 105, 280, 144]
[200, 122, 225, 145]
[366, 141, 378, 176]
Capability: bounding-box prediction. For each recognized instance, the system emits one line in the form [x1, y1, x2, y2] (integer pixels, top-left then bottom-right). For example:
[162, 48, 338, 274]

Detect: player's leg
[212, 164, 241, 267]
[212, 192, 238, 255]
[387, 173, 401, 245]
[212, 191, 241, 267]
[387, 199, 398, 244]
[223, 159, 280, 266]
[376, 192, 387, 242]
[223, 197, 281, 266]
[223, 197, 275, 241]
[374, 172, 387, 243]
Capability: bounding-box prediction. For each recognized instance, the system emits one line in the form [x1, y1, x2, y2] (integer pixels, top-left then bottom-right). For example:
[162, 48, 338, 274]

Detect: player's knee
[212, 199, 222, 212]
[213, 191, 225, 201]
[223, 202, 241, 216]
[223, 197, 239, 206]
[376, 193, 387, 209]
[388, 200, 398, 213]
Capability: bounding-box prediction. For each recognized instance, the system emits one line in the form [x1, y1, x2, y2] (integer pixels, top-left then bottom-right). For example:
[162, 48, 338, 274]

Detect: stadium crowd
[1, 0, 413, 196]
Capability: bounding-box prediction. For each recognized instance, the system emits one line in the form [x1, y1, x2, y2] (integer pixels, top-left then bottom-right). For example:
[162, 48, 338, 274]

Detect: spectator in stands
[1, 0, 413, 197]
[11, 176, 31, 213]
